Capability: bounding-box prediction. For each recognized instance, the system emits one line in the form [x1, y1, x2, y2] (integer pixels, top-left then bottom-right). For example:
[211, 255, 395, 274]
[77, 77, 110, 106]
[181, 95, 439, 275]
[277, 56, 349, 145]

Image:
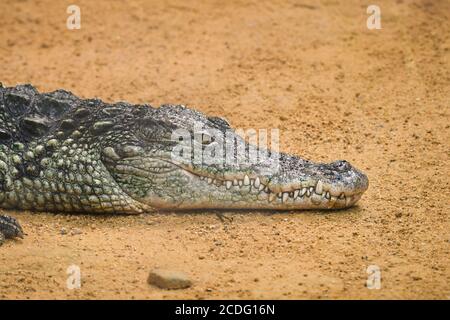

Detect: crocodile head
[102, 105, 368, 210]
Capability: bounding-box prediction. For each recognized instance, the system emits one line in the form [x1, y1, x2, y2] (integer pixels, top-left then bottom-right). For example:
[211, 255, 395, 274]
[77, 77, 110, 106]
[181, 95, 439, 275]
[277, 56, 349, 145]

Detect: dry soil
[0, 0, 449, 299]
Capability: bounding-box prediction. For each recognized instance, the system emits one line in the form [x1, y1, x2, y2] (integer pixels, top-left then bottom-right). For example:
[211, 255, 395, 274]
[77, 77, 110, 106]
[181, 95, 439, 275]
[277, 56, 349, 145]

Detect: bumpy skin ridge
[0, 84, 150, 215]
[0, 83, 154, 242]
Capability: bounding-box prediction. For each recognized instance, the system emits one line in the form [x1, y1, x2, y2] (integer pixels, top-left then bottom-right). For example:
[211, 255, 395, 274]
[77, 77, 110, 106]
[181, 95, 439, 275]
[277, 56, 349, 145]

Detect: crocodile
[0, 83, 368, 245]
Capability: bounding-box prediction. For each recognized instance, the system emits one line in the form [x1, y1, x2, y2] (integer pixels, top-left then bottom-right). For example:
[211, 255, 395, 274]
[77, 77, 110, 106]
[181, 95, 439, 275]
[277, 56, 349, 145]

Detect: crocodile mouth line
[194, 174, 361, 207]
[115, 158, 361, 208]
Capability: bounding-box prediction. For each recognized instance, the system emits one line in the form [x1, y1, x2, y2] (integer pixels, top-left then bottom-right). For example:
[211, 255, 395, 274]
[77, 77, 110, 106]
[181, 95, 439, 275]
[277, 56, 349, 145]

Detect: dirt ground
[0, 0, 449, 300]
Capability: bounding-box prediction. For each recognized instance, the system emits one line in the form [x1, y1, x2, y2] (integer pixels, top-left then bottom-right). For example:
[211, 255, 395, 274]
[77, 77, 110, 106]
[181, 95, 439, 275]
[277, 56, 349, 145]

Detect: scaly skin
[0, 214, 23, 245]
[0, 84, 368, 243]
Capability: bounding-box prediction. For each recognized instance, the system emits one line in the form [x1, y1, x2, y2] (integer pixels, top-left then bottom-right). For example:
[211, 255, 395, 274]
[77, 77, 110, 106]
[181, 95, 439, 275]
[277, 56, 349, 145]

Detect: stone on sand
[148, 269, 192, 289]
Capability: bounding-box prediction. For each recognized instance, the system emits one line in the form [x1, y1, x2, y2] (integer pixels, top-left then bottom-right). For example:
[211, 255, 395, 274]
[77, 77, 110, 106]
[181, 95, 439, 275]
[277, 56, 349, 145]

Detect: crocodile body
[0, 84, 368, 244]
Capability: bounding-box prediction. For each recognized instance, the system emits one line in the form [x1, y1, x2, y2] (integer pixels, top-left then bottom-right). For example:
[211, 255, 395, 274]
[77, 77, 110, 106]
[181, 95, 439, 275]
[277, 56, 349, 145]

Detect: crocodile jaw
[108, 156, 369, 210]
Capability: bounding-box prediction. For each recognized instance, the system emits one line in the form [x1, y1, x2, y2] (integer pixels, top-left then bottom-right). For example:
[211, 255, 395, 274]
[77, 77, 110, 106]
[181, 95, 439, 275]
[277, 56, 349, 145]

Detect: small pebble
[70, 228, 82, 235]
[148, 269, 192, 289]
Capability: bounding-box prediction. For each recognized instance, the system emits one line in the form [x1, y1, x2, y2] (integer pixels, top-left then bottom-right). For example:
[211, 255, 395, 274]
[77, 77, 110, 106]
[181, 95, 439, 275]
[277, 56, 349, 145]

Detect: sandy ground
[0, 0, 449, 299]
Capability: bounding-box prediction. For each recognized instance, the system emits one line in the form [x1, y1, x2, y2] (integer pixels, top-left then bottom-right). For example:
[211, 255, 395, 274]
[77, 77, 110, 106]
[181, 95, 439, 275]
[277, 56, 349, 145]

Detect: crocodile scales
[0, 83, 368, 244]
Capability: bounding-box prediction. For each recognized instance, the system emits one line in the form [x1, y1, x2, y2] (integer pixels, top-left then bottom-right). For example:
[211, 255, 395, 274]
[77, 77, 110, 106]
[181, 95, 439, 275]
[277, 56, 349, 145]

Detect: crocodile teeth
[315, 181, 323, 195]
[300, 188, 307, 197]
[207, 178, 213, 184]
[339, 193, 345, 199]
[268, 193, 277, 202]
[258, 183, 265, 191]
[254, 177, 260, 188]
[282, 192, 289, 203]
[329, 196, 337, 207]
[238, 180, 243, 186]
[233, 179, 238, 186]
[277, 192, 282, 198]
[345, 196, 352, 207]
[306, 188, 311, 197]
[325, 191, 331, 199]
[243, 175, 250, 185]
[293, 190, 299, 198]
[226, 181, 232, 189]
